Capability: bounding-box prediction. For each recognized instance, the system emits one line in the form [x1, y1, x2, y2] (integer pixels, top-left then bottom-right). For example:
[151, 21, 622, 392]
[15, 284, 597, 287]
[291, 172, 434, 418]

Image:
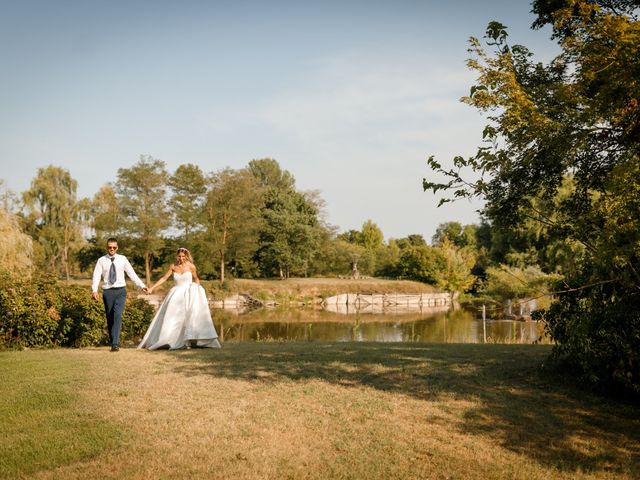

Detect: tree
[424, 2, 640, 394]
[335, 231, 365, 278]
[90, 184, 121, 242]
[361, 220, 384, 250]
[396, 244, 441, 284]
[433, 239, 477, 301]
[341, 239, 367, 279]
[0, 208, 33, 280]
[337, 229, 362, 244]
[256, 188, 324, 278]
[204, 167, 262, 283]
[335, 220, 387, 277]
[432, 222, 477, 248]
[169, 164, 207, 242]
[247, 158, 326, 278]
[481, 264, 559, 304]
[0, 180, 19, 213]
[248, 158, 295, 191]
[115, 155, 170, 284]
[22, 166, 84, 280]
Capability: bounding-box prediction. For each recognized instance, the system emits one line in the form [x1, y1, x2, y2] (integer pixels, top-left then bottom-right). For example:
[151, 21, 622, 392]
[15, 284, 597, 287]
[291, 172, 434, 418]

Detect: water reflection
[212, 307, 549, 344]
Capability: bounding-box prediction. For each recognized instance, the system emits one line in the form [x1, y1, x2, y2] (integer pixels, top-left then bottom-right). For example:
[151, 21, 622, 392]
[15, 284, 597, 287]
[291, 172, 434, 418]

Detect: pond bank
[201, 277, 443, 307]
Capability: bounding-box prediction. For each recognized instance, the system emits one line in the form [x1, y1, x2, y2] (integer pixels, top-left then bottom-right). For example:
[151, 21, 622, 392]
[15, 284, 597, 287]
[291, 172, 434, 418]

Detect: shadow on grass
[169, 342, 640, 476]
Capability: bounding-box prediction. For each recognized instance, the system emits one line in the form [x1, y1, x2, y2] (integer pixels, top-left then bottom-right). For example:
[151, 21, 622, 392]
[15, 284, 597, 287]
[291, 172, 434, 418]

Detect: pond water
[211, 306, 549, 344]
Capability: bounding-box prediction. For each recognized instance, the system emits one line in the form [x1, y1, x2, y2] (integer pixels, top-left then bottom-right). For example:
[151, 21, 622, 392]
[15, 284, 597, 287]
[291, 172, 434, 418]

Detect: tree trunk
[145, 252, 151, 286]
[220, 251, 225, 285]
[63, 245, 70, 281]
[63, 225, 71, 282]
[219, 223, 228, 284]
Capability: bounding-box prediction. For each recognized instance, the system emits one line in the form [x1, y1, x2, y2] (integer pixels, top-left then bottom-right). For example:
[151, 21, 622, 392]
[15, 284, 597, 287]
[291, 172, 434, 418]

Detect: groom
[92, 238, 148, 351]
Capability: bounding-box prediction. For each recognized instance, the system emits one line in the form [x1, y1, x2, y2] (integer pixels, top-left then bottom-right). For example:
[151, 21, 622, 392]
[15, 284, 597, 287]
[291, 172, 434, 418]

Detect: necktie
[109, 257, 116, 284]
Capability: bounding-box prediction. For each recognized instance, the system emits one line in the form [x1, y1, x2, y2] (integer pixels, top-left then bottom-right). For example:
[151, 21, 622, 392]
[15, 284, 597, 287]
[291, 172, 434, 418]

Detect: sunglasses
[107, 246, 118, 250]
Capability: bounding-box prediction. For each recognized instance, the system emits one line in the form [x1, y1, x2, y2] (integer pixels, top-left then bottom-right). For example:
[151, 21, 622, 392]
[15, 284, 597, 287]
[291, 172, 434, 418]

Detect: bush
[543, 278, 640, 398]
[121, 297, 156, 346]
[0, 277, 155, 349]
[0, 276, 64, 348]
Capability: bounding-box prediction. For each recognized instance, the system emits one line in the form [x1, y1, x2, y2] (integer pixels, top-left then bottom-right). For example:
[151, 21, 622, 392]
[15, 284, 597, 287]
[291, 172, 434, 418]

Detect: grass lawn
[1, 343, 638, 479]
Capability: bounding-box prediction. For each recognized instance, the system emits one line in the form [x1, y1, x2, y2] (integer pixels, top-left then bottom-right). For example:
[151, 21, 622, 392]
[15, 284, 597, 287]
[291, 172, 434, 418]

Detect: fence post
[482, 304, 487, 343]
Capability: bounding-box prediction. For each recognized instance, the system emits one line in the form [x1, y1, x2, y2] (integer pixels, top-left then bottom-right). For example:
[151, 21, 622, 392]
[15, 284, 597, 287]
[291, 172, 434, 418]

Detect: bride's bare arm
[148, 266, 174, 293]
[190, 263, 201, 285]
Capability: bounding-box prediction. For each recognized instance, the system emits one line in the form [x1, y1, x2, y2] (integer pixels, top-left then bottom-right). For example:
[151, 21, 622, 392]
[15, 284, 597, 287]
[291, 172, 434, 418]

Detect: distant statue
[351, 261, 360, 279]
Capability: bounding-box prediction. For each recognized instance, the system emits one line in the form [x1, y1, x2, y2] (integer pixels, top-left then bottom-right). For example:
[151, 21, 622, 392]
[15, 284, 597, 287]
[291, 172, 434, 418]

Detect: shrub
[57, 285, 109, 347]
[543, 278, 640, 398]
[121, 297, 156, 346]
[0, 276, 64, 348]
[0, 277, 155, 349]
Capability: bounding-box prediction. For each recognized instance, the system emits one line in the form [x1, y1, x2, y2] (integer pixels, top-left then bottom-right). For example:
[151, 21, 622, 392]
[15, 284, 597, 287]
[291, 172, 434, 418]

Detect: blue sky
[0, 0, 559, 241]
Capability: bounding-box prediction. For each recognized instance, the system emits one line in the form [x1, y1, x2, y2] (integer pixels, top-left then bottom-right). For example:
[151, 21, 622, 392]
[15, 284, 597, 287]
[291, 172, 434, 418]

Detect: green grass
[0, 351, 122, 479]
[1, 343, 639, 479]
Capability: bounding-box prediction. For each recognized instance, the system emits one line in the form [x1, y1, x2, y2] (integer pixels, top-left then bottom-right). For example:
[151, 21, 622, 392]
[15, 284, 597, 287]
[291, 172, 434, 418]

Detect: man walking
[92, 238, 147, 351]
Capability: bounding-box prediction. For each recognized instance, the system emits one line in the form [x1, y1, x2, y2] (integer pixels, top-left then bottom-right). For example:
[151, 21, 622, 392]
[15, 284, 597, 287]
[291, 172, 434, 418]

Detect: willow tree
[0, 208, 33, 280]
[115, 155, 170, 284]
[22, 166, 84, 280]
[424, 1, 640, 394]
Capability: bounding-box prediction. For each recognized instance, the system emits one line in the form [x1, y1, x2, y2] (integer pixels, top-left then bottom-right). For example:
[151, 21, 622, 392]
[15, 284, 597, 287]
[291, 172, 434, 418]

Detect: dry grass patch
[68, 277, 437, 300]
[2, 343, 639, 479]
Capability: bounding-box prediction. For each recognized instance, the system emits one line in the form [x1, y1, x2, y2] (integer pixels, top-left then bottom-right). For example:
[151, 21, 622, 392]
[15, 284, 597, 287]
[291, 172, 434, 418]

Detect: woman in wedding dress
[138, 248, 221, 350]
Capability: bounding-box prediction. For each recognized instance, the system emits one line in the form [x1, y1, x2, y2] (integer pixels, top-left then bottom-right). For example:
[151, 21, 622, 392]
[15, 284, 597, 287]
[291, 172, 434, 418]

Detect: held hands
[143, 287, 153, 295]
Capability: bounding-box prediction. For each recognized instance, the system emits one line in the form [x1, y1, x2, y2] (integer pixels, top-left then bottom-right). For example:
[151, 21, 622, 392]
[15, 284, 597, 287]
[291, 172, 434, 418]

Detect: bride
[138, 247, 221, 350]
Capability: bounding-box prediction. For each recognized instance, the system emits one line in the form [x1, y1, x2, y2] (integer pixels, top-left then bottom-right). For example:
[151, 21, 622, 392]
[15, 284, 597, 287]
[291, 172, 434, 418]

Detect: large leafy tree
[432, 222, 477, 249]
[22, 166, 84, 279]
[335, 220, 387, 277]
[396, 244, 442, 284]
[169, 164, 207, 242]
[424, 1, 640, 394]
[248, 158, 296, 191]
[256, 188, 324, 278]
[115, 155, 170, 284]
[204, 167, 262, 283]
[248, 159, 325, 278]
[433, 239, 477, 301]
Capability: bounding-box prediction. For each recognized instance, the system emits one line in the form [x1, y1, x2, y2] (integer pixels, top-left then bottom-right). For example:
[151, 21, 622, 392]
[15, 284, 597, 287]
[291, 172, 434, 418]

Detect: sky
[0, 0, 560, 242]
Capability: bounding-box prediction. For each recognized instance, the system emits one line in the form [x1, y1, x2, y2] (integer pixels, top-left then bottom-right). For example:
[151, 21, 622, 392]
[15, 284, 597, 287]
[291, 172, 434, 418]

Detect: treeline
[0, 158, 563, 351]
[1, 156, 562, 307]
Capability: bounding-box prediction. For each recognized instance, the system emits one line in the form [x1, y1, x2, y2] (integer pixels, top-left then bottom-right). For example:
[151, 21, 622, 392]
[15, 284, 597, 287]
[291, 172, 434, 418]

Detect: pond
[211, 306, 549, 344]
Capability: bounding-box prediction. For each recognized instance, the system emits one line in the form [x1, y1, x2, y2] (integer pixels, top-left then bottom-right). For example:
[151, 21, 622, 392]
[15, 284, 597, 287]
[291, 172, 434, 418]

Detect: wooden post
[482, 304, 487, 343]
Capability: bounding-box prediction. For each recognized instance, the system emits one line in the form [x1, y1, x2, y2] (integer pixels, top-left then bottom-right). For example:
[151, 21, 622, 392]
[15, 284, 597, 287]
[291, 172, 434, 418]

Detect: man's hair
[106, 238, 118, 244]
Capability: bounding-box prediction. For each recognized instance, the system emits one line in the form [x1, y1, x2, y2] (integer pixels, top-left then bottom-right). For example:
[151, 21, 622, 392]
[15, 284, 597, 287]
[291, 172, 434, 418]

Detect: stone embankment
[208, 291, 453, 314]
[322, 292, 451, 314]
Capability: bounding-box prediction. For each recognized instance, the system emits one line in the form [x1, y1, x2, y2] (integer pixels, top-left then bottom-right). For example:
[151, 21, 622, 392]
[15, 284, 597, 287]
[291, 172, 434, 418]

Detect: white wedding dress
[138, 271, 221, 350]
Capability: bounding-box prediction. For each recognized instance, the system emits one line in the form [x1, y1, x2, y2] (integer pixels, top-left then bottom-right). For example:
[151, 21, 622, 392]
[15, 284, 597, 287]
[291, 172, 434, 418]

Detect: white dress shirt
[91, 253, 147, 293]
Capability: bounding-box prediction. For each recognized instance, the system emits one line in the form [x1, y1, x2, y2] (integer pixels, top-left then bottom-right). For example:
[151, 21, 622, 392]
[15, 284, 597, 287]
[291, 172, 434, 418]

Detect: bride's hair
[176, 247, 194, 264]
